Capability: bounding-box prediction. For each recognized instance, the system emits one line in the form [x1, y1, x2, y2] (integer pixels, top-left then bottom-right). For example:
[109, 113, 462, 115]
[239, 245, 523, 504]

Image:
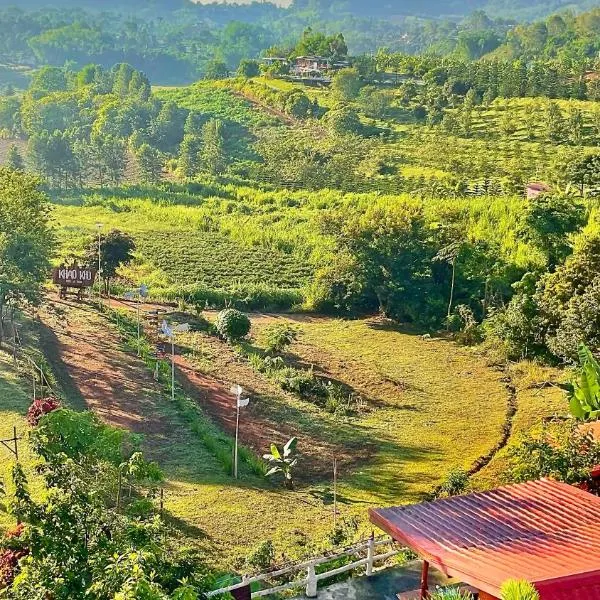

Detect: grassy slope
[0, 353, 42, 531]
[160, 313, 513, 563]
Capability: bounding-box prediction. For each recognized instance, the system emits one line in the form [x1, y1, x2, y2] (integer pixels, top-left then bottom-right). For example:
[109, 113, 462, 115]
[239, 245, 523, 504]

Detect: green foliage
[508, 421, 600, 486]
[0, 168, 54, 344]
[215, 309, 251, 341]
[263, 437, 298, 489]
[522, 194, 585, 268]
[568, 344, 600, 421]
[331, 68, 362, 101]
[30, 408, 132, 465]
[245, 541, 275, 572]
[261, 323, 298, 354]
[428, 588, 474, 600]
[500, 580, 540, 600]
[5, 145, 24, 171]
[237, 59, 260, 79]
[435, 468, 470, 499]
[86, 229, 135, 293]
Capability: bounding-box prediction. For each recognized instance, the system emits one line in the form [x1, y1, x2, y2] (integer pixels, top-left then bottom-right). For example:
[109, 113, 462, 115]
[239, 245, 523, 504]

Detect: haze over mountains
[0, 0, 596, 20]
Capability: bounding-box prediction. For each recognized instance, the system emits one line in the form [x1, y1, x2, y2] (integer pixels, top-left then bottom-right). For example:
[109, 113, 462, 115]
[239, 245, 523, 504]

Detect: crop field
[155, 81, 280, 129]
[134, 230, 312, 288]
[51, 199, 313, 296]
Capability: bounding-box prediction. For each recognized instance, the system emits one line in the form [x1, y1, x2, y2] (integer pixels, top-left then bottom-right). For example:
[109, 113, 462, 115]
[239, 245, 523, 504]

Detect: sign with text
[53, 266, 97, 288]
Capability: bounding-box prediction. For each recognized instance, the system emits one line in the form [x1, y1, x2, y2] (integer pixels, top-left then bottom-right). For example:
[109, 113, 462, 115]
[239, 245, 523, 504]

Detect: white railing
[207, 535, 401, 599]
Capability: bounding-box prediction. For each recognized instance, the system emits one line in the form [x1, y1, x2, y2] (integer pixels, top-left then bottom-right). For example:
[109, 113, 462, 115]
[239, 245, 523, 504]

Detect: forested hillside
[0, 0, 599, 87]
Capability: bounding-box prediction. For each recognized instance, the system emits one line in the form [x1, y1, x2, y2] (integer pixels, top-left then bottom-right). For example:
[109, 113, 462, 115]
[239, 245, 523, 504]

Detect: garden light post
[231, 384, 250, 479]
[161, 320, 189, 403]
[96, 222, 103, 304]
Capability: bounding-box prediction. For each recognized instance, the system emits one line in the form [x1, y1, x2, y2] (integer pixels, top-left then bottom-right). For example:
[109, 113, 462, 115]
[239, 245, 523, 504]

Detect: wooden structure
[370, 479, 600, 599]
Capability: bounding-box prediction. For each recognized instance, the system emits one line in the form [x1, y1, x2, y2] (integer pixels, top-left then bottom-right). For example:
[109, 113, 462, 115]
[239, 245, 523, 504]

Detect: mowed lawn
[249, 316, 510, 504]
[0, 308, 557, 569]
[162, 313, 512, 566]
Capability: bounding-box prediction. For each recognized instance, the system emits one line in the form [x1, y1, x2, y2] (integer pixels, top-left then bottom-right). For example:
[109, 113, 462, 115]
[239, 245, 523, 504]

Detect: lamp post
[231, 384, 250, 479]
[161, 321, 189, 403]
[96, 223, 103, 304]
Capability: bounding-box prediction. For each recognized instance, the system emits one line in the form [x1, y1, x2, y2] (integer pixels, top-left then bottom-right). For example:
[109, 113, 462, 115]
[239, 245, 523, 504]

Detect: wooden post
[13, 426, 18, 462]
[306, 563, 317, 598]
[160, 487, 164, 516]
[333, 457, 338, 528]
[420, 560, 429, 599]
[366, 533, 375, 576]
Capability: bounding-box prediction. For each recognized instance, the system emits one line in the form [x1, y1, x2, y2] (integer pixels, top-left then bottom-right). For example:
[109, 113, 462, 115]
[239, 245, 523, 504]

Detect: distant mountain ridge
[0, 0, 597, 21]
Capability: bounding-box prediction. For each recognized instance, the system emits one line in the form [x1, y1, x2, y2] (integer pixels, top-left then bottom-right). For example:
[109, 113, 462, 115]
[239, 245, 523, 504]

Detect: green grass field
[1, 305, 567, 568]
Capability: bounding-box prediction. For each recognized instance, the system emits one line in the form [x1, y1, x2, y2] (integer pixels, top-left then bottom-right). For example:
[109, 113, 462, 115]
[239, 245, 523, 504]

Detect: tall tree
[200, 119, 226, 175]
[86, 230, 135, 295]
[0, 168, 54, 345]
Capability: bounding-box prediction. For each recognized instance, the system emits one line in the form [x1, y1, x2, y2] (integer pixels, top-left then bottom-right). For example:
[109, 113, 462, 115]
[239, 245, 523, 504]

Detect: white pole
[366, 533, 375, 577]
[234, 399, 240, 479]
[306, 563, 317, 598]
[171, 336, 175, 403]
[137, 295, 141, 357]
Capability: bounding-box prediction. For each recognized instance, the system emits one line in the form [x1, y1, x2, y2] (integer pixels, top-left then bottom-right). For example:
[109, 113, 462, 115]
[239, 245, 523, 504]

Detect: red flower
[27, 396, 61, 426]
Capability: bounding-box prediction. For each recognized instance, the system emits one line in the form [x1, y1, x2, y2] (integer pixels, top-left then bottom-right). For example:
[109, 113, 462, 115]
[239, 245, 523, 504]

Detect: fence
[207, 535, 401, 599]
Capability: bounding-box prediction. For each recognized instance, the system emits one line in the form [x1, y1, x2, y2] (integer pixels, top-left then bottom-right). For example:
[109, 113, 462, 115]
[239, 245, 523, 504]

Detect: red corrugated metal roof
[369, 479, 600, 599]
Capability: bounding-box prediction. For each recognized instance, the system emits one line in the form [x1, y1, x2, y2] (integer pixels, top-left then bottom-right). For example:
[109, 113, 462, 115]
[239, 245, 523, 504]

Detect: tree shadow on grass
[34, 320, 88, 411]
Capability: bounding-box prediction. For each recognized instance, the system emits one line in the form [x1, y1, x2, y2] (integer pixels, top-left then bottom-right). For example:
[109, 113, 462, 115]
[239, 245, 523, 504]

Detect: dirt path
[38, 297, 169, 436]
[109, 299, 371, 475]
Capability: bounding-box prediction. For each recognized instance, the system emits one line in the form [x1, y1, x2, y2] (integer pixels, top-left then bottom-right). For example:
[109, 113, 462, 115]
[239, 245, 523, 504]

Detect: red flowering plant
[26, 396, 61, 427]
[0, 523, 28, 589]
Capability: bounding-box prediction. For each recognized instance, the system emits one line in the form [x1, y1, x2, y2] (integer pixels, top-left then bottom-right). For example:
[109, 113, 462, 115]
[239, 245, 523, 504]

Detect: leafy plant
[246, 540, 275, 571]
[215, 308, 251, 341]
[508, 421, 600, 486]
[500, 580, 540, 600]
[263, 437, 298, 490]
[428, 586, 474, 599]
[567, 344, 600, 421]
[434, 468, 470, 499]
[261, 323, 298, 354]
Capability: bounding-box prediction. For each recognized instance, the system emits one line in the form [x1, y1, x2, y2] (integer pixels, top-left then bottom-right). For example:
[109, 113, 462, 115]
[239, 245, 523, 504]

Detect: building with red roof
[369, 479, 600, 599]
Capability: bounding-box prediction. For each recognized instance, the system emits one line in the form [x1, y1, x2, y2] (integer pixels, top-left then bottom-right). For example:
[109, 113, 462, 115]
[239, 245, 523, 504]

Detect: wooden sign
[52, 266, 96, 288]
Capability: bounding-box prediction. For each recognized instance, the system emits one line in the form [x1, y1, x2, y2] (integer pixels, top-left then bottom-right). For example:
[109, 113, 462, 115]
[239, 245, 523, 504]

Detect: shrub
[215, 309, 251, 341]
[261, 323, 298, 354]
[26, 396, 61, 427]
[246, 541, 275, 571]
[500, 580, 539, 600]
[508, 421, 600, 487]
[435, 468, 470, 499]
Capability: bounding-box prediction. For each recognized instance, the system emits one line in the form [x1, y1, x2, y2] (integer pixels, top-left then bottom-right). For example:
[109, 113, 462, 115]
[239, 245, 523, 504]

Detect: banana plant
[568, 344, 600, 421]
[263, 437, 298, 490]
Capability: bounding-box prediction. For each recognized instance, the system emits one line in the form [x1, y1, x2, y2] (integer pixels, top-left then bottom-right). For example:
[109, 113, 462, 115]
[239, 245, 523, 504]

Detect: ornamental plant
[263, 437, 298, 490]
[26, 396, 61, 426]
[500, 580, 540, 600]
[567, 344, 600, 421]
[215, 309, 251, 341]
